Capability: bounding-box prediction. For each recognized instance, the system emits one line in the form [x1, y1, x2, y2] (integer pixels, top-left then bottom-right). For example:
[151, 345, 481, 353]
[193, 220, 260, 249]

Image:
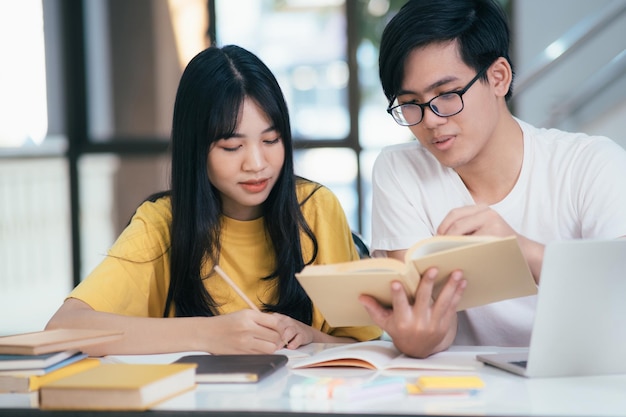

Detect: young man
[359, 0, 626, 358]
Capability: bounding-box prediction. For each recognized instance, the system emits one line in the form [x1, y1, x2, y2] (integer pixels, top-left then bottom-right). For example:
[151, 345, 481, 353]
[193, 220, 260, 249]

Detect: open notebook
[477, 239, 626, 378]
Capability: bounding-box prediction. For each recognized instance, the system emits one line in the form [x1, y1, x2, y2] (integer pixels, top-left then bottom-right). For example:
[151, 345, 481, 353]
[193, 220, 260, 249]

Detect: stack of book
[0, 329, 198, 411]
[38, 363, 197, 410]
[0, 329, 122, 393]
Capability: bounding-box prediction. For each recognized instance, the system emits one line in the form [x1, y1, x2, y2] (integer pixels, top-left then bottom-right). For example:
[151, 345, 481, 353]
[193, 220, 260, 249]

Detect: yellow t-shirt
[70, 180, 382, 341]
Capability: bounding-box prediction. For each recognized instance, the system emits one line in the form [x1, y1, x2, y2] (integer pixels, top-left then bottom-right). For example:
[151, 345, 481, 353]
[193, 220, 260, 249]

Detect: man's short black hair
[379, 0, 514, 102]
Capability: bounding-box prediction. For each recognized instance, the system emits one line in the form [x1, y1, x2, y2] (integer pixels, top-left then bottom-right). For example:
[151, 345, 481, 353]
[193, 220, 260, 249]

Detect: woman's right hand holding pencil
[195, 309, 287, 354]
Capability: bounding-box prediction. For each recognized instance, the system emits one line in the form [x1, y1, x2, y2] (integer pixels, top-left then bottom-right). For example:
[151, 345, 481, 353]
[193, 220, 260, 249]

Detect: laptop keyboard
[510, 360, 528, 368]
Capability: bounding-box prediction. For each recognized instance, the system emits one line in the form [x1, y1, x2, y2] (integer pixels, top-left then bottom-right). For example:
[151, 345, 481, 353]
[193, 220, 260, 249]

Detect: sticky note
[408, 375, 485, 395]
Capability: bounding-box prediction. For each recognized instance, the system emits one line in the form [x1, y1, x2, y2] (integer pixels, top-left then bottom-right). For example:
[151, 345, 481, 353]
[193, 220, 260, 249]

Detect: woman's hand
[270, 313, 358, 349]
[196, 309, 287, 354]
[270, 313, 315, 349]
[198, 310, 351, 353]
[46, 298, 354, 356]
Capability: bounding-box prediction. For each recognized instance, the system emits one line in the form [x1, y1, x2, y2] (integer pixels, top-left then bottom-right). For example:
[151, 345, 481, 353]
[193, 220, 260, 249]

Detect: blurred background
[1, 0, 625, 335]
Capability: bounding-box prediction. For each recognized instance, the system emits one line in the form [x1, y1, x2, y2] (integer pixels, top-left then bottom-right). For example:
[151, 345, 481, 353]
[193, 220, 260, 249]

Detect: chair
[351, 231, 371, 259]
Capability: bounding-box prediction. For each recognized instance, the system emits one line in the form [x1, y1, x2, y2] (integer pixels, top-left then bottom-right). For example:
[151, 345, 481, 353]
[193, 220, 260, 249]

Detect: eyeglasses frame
[386, 63, 492, 126]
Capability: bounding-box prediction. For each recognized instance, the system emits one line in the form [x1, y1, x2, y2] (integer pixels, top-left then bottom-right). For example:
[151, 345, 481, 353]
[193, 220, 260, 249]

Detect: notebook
[477, 239, 626, 378]
[173, 354, 288, 383]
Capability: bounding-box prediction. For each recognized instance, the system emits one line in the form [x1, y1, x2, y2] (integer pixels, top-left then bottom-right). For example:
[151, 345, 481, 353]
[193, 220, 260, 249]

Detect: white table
[156, 345, 626, 416]
[2, 344, 626, 416]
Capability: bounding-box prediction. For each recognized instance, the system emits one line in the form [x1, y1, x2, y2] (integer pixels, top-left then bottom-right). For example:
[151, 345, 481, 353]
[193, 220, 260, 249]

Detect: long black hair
[379, 0, 514, 102]
[160, 45, 317, 324]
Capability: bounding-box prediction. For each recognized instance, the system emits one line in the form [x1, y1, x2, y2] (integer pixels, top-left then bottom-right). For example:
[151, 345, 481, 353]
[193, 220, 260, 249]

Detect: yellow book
[296, 235, 537, 326]
[39, 363, 197, 410]
[0, 357, 100, 393]
[32, 358, 101, 391]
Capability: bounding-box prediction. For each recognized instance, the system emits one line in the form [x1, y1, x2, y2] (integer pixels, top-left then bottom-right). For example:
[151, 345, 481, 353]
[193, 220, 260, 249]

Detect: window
[0, 0, 72, 334]
[214, 0, 412, 237]
[0, 0, 415, 335]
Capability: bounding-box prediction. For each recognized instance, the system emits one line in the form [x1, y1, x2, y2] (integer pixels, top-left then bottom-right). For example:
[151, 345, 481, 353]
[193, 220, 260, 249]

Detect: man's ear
[488, 57, 513, 98]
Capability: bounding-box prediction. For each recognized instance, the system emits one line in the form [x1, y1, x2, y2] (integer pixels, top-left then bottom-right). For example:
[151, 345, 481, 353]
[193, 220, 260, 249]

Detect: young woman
[46, 45, 382, 356]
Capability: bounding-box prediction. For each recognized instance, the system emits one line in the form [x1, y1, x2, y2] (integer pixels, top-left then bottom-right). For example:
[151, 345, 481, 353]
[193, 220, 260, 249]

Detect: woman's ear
[488, 57, 513, 98]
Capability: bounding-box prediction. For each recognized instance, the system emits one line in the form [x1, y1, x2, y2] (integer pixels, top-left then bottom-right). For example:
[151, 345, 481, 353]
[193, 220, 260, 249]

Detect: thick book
[290, 340, 483, 371]
[0, 329, 123, 355]
[39, 363, 197, 410]
[0, 357, 100, 393]
[174, 354, 288, 383]
[296, 235, 537, 326]
[0, 350, 81, 371]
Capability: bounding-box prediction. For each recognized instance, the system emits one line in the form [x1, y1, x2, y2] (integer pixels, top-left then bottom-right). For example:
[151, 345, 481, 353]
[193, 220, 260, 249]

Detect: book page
[290, 341, 485, 372]
[298, 258, 405, 275]
[289, 341, 400, 370]
[384, 350, 484, 373]
[296, 264, 410, 327]
[407, 235, 497, 258]
[408, 236, 537, 311]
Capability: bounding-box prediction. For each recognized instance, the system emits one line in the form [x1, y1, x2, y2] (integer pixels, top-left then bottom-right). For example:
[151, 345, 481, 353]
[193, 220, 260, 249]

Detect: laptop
[477, 239, 626, 378]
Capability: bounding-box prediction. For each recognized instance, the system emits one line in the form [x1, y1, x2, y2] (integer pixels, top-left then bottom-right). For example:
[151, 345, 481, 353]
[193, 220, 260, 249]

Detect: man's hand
[438, 205, 515, 236]
[358, 267, 466, 358]
[438, 205, 544, 282]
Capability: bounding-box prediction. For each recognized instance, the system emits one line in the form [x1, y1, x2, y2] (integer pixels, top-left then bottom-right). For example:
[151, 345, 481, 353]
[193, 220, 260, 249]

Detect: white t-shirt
[371, 119, 626, 346]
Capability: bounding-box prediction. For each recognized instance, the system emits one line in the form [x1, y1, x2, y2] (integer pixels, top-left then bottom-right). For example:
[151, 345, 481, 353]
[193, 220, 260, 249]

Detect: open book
[296, 235, 537, 326]
[290, 340, 483, 372]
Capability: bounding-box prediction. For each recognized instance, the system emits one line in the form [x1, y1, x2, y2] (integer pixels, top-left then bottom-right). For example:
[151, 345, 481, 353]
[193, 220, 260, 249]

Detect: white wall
[512, 0, 626, 148]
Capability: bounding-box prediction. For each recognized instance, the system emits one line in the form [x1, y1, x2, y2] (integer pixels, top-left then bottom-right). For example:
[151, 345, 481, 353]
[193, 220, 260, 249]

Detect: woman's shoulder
[132, 195, 172, 223]
[295, 178, 337, 206]
[109, 196, 172, 260]
[295, 178, 345, 222]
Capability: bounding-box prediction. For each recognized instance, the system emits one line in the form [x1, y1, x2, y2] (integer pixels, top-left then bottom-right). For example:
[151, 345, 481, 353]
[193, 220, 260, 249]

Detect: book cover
[296, 235, 537, 326]
[39, 363, 197, 410]
[0, 357, 100, 393]
[174, 354, 288, 383]
[0, 350, 81, 371]
[0, 329, 123, 355]
[290, 340, 483, 372]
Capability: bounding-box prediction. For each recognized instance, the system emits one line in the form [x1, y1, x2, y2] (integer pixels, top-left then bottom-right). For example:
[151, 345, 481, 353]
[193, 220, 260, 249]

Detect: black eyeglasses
[386, 64, 491, 126]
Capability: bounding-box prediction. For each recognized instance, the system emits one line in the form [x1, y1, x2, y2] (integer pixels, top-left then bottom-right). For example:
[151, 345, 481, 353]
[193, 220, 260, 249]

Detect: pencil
[213, 265, 260, 312]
